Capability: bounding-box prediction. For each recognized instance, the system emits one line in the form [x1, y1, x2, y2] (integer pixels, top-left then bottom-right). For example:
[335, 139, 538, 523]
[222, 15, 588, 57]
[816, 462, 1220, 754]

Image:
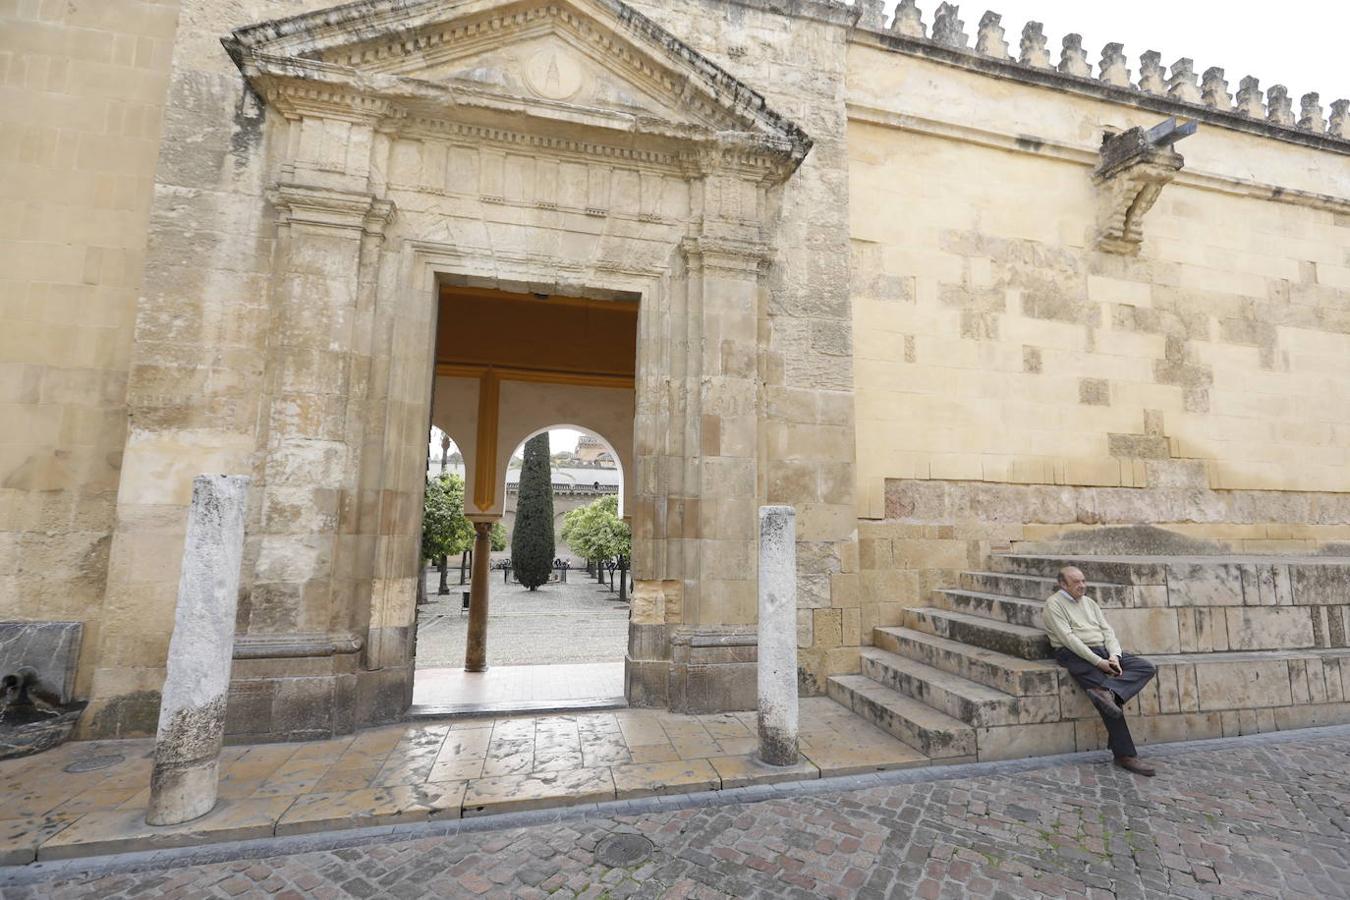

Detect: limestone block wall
[995, 554, 1350, 654]
[86, 0, 358, 739]
[846, 24, 1350, 616]
[978, 649, 1350, 762]
[0, 0, 180, 703]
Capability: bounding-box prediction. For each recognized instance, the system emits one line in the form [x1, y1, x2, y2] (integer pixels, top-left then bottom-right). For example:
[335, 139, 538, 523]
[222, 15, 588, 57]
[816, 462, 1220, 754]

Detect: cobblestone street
[4, 726, 1347, 899]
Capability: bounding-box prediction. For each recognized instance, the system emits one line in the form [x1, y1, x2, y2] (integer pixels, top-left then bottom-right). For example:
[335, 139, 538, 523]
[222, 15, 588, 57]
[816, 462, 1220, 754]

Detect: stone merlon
[850, 1, 1349, 153]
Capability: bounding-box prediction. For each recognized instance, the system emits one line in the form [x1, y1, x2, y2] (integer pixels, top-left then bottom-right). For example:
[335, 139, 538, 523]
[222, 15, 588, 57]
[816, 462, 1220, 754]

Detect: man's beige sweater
[1043, 589, 1122, 664]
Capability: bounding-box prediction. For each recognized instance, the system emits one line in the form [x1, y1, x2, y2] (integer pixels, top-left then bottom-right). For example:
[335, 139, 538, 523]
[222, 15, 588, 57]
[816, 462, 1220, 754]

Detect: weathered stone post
[146, 475, 249, 826]
[757, 506, 799, 766]
[464, 521, 493, 673]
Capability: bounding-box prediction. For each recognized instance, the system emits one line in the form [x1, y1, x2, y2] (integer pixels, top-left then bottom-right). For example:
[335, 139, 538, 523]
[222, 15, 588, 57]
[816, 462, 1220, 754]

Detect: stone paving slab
[0, 699, 923, 865]
[709, 755, 819, 789]
[463, 767, 617, 817]
[275, 782, 466, 836]
[3, 724, 1348, 898]
[609, 760, 720, 799]
[36, 798, 296, 861]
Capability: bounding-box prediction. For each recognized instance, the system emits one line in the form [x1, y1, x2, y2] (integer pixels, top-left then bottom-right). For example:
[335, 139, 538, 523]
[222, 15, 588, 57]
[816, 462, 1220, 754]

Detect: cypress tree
[511, 432, 555, 590]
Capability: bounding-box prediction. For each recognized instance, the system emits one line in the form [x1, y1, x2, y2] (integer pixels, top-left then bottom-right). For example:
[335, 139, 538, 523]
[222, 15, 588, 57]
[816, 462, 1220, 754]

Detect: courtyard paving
[2, 725, 1347, 898]
[414, 568, 628, 668]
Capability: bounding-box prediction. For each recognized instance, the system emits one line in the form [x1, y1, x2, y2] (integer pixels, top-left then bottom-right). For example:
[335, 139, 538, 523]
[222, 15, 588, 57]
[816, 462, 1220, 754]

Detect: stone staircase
[829, 553, 1350, 762]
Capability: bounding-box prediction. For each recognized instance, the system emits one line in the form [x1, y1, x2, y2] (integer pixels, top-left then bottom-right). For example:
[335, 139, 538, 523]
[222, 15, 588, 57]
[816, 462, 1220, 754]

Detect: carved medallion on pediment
[523, 47, 583, 102]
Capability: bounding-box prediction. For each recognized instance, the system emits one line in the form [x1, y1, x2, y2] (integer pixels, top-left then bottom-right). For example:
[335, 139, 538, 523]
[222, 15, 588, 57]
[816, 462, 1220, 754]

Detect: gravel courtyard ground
[4, 725, 1347, 899]
[414, 565, 629, 668]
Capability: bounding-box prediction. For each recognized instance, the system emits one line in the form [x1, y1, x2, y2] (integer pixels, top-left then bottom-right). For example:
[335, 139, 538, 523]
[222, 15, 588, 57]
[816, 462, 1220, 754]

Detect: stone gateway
[2, 0, 1348, 760]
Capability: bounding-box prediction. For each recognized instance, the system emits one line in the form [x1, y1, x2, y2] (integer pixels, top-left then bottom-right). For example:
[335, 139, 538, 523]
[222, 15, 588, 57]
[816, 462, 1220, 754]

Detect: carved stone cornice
[271, 183, 397, 235]
[242, 53, 806, 180]
[242, 55, 401, 123]
[363, 198, 397, 236]
[681, 234, 773, 277]
[396, 113, 680, 168]
[680, 134, 805, 185]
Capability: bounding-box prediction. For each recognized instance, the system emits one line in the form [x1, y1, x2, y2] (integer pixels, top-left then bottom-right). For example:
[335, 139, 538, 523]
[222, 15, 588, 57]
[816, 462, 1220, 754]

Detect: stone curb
[3, 721, 1347, 888]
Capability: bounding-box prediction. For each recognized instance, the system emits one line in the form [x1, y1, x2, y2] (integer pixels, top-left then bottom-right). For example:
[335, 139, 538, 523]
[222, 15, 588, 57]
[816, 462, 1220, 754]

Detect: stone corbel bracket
[1092, 119, 1194, 254]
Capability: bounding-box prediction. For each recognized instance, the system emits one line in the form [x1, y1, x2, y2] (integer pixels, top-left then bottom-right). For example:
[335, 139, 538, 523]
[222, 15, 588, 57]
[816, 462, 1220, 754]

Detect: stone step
[934, 589, 1045, 629]
[989, 554, 1168, 586]
[859, 647, 1061, 727]
[902, 607, 1054, 660]
[827, 674, 975, 759]
[873, 626, 1060, 696]
[960, 571, 1135, 607]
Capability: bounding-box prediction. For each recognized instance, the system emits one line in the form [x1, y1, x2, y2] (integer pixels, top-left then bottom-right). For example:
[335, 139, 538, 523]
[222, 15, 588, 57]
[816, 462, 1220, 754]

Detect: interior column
[464, 520, 494, 672]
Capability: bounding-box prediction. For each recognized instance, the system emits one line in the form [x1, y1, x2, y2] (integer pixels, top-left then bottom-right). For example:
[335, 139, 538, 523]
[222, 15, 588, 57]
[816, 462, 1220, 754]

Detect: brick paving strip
[2, 725, 1348, 899]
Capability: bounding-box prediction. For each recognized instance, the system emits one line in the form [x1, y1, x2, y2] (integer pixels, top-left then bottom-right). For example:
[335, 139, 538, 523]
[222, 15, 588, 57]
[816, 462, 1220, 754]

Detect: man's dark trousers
[1054, 647, 1156, 757]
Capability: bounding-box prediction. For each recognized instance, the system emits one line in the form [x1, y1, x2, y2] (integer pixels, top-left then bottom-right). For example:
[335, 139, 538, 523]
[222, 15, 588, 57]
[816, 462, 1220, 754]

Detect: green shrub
[562, 494, 630, 563]
[421, 474, 474, 563]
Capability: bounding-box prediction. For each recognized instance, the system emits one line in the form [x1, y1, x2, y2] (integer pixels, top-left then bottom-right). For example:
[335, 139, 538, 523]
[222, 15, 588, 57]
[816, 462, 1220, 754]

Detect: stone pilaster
[230, 182, 395, 740]
[628, 147, 781, 712]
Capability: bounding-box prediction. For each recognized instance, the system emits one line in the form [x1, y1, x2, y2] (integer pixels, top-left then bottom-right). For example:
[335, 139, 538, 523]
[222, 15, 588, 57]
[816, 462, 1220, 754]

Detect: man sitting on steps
[1044, 566, 1159, 777]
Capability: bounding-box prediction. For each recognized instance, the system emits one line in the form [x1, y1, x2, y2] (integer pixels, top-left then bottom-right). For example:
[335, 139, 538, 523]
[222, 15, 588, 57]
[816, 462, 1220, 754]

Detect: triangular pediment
[384, 29, 697, 126]
[224, 0, 810, 164]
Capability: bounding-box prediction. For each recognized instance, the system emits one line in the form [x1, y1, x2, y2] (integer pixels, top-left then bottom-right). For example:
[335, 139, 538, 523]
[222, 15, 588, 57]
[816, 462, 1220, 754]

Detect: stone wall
[78, 0, 348, 739]
[858, 469, 1350, 641]
[12, 0, 1349, 741]
[0, 0, 181, 706]
[846, 26, 1350, 619]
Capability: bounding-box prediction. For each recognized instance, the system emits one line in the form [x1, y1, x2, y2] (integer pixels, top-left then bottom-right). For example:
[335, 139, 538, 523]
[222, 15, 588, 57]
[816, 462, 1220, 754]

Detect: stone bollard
[757, 506, 799, 766]
[146, 475, 249, 826]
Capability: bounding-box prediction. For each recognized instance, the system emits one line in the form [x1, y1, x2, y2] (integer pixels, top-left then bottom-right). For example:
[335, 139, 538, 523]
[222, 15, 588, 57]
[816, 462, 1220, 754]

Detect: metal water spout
[0, 666, 63, 725]
[0, 665, 87, 759]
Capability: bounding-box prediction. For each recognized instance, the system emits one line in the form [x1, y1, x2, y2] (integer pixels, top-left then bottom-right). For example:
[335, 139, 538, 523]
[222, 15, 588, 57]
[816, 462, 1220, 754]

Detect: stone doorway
[82, 0, 817, 743]
[412, 286, 637, 715]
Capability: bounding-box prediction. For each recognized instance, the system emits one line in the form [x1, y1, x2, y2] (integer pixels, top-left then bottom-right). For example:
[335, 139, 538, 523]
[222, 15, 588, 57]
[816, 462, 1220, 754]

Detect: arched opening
[410, 283, 637, 716]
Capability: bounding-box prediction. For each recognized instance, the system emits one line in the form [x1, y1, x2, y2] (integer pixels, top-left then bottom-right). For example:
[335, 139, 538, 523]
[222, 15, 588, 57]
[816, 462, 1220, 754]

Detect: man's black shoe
[1087, 687, 1123, 720]
[1114, 755, 1156, 777]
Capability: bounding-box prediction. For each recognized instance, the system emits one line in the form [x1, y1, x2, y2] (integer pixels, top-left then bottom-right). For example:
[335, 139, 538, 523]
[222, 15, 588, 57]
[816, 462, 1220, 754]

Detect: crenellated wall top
[851, 0, 1349, 152]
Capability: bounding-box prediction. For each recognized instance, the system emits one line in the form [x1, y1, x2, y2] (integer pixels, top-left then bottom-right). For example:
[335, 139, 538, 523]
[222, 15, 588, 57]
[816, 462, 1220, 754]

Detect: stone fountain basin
[0, 701, 87, 761]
